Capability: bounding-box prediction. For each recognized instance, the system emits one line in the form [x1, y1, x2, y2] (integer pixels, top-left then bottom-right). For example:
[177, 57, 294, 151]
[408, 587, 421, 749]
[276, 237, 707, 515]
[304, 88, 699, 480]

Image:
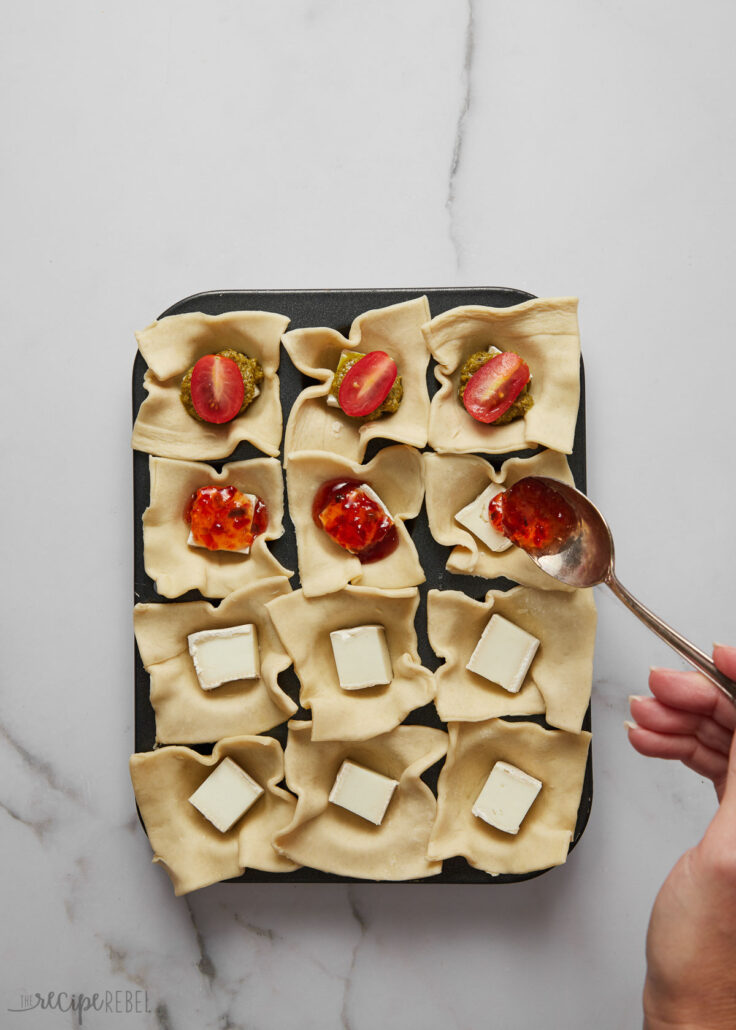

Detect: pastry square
[282, 296, 431, 464]
[274, 721, 447, 880]
[424, 449, 576, 589]
[143, 456, 291, 598]
[266, 586, 434, 741]
[424, 297, 580, 455]
[427, 586, 596, 733]
[428, 720, 590, 875]
[132, 310, 288, 460]
[129, 736, 299, 895]
[286, 445, 424, 598]
[134, 578, 298, 744]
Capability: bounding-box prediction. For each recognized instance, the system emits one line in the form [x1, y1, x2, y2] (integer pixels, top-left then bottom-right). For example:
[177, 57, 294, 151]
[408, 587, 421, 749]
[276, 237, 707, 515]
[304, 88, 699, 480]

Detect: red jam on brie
[489, 478, 579, 556]
[312, 478, 398, 564]
[185, 486, 268, 552]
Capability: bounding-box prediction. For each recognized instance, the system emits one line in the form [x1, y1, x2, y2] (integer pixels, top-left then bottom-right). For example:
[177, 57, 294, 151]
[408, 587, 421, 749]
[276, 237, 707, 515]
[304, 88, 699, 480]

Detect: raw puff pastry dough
[287, 445, 424, 598]
[427, 586, 596, 733]
[129, 736, 298, 896]
[428, 720, 591, 876]
[132, 310, 288, 460]
[143, 456, 291, 599]
[282, 296, 431, 464]
[134, 578, 298, 745]
[424, 449, 576, 590]
[274, 721, 447, 880]
[424, 297, 581, 455]
[266, 587, 434, 741]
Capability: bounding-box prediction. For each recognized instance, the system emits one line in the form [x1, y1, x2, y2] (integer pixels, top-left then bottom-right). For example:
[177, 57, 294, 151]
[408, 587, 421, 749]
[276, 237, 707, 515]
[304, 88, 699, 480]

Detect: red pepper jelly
[185, 485, 268, 551]
[312, 478, 399, 564]
[489, 478, 579, 556]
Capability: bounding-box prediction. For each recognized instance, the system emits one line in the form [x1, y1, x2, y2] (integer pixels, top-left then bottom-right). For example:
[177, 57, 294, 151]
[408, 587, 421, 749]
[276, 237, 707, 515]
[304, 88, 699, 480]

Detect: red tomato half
[462, 352, 530, 424]
[338, 351, 398, 417]
[190, 354, 245, 424]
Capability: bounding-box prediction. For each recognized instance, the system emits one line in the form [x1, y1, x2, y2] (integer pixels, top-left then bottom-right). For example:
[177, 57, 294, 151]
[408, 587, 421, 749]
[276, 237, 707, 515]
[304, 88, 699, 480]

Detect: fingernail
[714, 642, 731, 650]
[624, 720, 638, 731]
[628, 695, 647, 703]
[649, 666, 664, 673]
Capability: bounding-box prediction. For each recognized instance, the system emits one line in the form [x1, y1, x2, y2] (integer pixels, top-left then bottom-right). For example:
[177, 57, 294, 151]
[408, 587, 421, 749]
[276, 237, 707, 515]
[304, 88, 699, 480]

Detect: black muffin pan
[133, 288, 591, 884]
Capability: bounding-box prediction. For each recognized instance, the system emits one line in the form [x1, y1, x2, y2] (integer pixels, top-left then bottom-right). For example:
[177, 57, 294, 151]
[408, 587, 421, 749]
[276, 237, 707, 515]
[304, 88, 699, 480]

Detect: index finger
[648, 667, 736, 732]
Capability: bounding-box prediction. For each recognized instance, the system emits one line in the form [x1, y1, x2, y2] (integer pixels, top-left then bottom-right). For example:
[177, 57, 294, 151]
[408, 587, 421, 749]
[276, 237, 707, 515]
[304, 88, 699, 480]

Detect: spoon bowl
[526, 477, 614, 588]
[518, 477, 736, 705]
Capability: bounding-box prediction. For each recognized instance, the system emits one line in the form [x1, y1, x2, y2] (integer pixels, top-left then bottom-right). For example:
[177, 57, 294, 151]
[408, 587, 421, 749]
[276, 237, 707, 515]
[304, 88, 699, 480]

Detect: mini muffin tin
[133, 287, 591, 884]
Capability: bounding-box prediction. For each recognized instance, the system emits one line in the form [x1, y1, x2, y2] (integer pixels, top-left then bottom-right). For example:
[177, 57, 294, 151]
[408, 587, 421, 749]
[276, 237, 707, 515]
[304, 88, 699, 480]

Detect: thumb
[710, 645, 736, 814]
[714, 643, 736, 682]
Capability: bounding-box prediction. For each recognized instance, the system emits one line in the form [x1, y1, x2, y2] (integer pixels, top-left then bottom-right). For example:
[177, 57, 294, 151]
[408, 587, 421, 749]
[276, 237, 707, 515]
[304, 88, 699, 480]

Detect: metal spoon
[522, 477, 736, 704]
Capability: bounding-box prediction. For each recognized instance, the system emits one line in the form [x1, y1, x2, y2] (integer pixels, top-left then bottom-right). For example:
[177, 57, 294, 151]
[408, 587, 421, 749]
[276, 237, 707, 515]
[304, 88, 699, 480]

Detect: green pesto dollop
[457, 350, 534, 425]
[329, 350, 403, 421]
[180, 349, 264, 423]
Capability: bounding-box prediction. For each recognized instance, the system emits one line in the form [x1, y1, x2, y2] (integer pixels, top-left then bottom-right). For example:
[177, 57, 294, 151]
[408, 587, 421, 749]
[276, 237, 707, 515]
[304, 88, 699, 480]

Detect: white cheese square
[187, 492, 257, 555]
[454, 483, 512, 553]
[188, 757, 264, 833]
[188, 624, 260, 690]
[330, 625, 393, 690]
[328, 759, 399, 825]
[466, 614, 540, 694]
[472, 761, 542, 834]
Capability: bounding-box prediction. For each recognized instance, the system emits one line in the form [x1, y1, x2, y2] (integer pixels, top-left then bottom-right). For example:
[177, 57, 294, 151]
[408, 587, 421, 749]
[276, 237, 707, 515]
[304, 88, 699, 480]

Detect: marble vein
[0, 719, 86, 805]
[184, 897, 217, 985]
[446, 0, 475, 269]
[340, 888, 368, 1030]
[155, 1002, 173, 1030]
[0, 797, 52, 841]
[185, 901, 251, 1030]
[233, 913, 281, 942]
[105, 943, 148, 990]
[63, 855, 90, 922]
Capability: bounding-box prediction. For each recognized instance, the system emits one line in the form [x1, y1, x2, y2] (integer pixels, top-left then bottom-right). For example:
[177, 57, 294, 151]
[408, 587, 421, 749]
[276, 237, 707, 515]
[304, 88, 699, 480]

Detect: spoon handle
[605, 573, 736, 704]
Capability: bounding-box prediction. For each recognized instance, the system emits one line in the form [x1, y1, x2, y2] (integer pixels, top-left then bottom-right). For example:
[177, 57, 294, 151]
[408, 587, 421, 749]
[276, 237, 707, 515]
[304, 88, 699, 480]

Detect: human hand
[626, 645, 736, 1030]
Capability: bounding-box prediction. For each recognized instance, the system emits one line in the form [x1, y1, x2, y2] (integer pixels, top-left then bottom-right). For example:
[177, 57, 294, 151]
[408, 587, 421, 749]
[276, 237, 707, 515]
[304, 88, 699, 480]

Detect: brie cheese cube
[188, 624, 260, 690]
[466, 614, 540, 693]
[472, 761, 542, 834]
[357, 483, 392, 518]
[187, 492, 257, 555]
[454, 483, 512, 552]
[188, 757, 264, 833]
[330, 625, 393, 690]
[327, 349, 364, 407]
[328, 759, 399, 825]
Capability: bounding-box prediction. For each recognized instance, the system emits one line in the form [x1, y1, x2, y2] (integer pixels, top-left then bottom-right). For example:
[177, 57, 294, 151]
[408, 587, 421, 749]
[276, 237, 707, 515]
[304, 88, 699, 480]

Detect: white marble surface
[3, 1, 736, 1027]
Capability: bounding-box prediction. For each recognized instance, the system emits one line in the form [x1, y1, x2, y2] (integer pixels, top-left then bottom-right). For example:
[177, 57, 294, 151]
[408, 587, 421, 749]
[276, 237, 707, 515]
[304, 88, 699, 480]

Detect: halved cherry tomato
[462, 352, 530, 424]
[338, 351, 398, 418]
[190, 354, 245, 424]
